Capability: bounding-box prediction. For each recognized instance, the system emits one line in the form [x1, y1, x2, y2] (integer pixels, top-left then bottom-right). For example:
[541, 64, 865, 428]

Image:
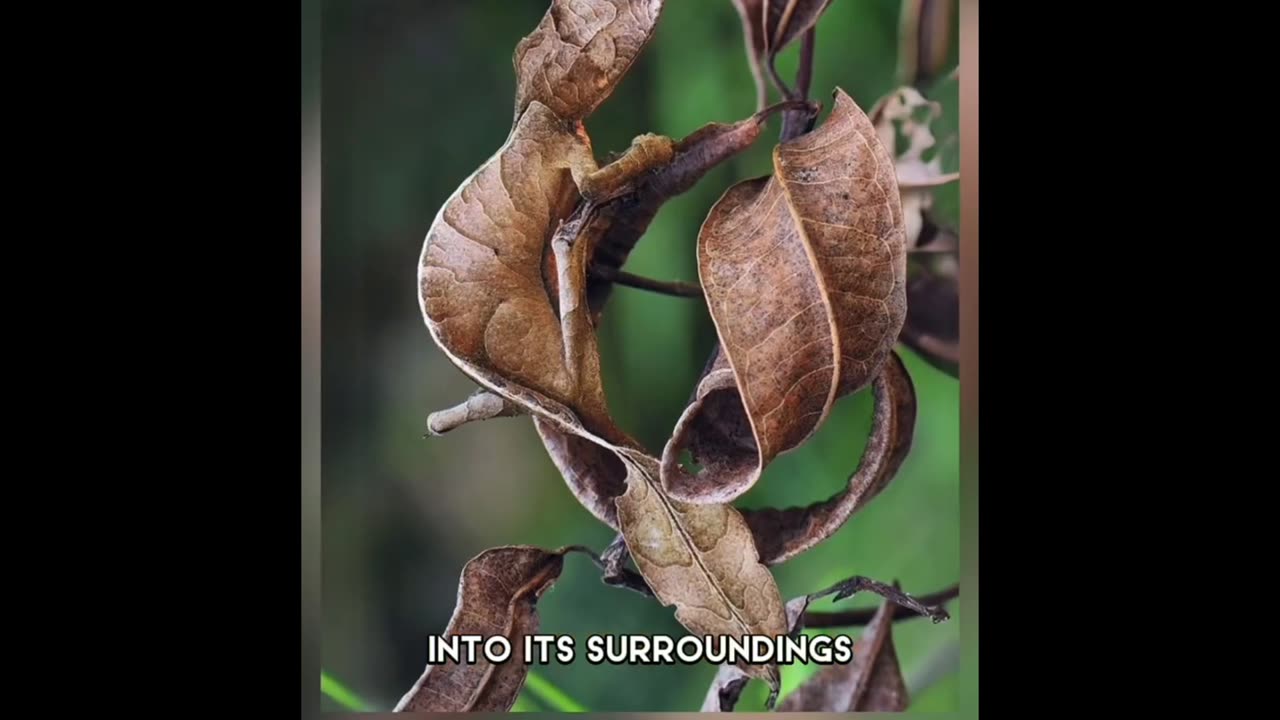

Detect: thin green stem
[523, 670, 587, 712]
[320, 671, 370, 712]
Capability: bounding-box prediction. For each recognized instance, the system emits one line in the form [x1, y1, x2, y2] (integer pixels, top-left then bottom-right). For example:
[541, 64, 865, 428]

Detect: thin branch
[796, 28, 816, 103]
[766, 53, 795, 102]
[780, 27, 819, 142]
[803, 583, 959, 628]
[594, 269, 704, 299]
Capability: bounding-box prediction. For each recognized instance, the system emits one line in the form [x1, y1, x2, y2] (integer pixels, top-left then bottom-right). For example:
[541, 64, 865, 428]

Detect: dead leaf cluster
[399, 0, 960, 712]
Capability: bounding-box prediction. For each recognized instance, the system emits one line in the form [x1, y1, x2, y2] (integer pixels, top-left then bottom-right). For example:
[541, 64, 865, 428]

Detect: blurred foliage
[320, 0, 959, 712]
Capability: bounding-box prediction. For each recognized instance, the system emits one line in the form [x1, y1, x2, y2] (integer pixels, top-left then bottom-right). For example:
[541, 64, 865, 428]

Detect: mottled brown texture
[662, 89, 907, 506]
[744, 351, 915, 564]
[394, 546, 567, 713]
[777, 595, 909, 711]
[613, 448, 790, 696]
[419, 101, 625, 442]
[513, 0, 665, 125]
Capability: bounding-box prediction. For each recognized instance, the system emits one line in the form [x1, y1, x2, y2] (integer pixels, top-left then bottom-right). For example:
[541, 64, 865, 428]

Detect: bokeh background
[320, 0, 960, 712]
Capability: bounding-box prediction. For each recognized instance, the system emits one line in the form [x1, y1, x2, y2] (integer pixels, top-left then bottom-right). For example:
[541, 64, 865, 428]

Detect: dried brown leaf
[419, 100, 628, 445]
[764, 0, 834, 57]
[744, 351, 916, 564]
[394, 546, 568, 713]
[662, 88, 907, 505]
[529, 103, 813, 523]
[614, 448, 790, 696]
[777, 596, 910, 711]
[513, 0, 665, 125]
[534, 417, 627, 529]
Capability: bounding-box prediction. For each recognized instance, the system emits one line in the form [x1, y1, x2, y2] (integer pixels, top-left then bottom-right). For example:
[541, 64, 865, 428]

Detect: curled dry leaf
[394, 546, 568, 713]
[745, 350, 916, 565]
[419, 100, 628, 445]
[661, 88, 907, 506]
[764, 0, 835, 58]
[777, 595, 910, 711]
[534, 102, 818, 527]
[512, 0, 665, 125]
[614, 448, 790, 696]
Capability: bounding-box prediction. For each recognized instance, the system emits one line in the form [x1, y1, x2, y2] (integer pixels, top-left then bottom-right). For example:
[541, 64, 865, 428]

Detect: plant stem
[596, 269, 704, 299]
[803, 583, 959, 628]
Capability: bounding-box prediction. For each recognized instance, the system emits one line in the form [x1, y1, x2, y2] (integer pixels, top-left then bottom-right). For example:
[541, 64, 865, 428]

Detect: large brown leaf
[777, 595, 910, 711]
[394, 546, 568, 713]
[613, 447, 790, 694]
[513, 0, 665, 125]
[661, 88, 907, 505]
[419, 100, 627, 444]
[744, 350, 915, 565]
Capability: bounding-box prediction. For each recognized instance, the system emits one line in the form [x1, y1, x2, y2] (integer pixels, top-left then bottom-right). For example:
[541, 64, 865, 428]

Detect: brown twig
[780, 28, 818, 142]
[594, 269, 704, 299]
[803, 583, 959, 627]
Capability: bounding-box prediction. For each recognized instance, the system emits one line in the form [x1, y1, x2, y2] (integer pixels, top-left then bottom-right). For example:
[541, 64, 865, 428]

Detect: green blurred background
[320, 0, 959, 712]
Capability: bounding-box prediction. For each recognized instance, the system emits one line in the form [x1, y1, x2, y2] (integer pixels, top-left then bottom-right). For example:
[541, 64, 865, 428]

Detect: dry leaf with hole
[869, 85, 957, 247]
[777, 595, 910, 711]
[660, 88, 907, 506]
[513, 0, 665, 125]
[394, 546, 568, 713]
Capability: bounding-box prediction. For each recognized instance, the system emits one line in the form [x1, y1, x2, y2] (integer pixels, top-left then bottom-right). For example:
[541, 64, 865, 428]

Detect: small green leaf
[320, 671, 369, 712]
